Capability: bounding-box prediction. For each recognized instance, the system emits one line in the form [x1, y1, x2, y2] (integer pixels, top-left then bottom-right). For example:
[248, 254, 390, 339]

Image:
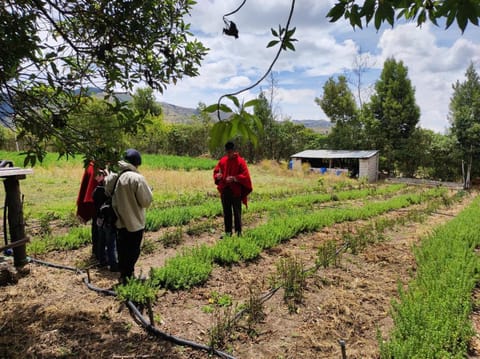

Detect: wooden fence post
[3, 176, 28, 267]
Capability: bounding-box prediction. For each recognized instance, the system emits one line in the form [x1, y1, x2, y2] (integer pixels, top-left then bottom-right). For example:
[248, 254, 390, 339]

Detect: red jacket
[76, 162, 101, 222]
[213, 152, 252, 206]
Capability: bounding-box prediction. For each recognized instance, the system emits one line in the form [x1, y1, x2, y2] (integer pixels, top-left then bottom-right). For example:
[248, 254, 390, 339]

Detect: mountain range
[0, 90, 331, 133]
[159, 102, 331, 133]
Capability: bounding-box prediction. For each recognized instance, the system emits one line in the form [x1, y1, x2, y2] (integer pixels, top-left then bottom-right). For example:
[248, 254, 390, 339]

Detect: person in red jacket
[76, 161, 104, 260]
[213, 141, 252, 237]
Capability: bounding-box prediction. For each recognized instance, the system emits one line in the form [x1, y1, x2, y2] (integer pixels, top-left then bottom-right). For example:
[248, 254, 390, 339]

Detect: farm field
[0, 155, 478, 359]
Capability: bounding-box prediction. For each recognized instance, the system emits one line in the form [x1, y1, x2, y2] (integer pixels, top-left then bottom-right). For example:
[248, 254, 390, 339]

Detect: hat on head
[124, 148, 142, 166]
[225, 141, 235, 151]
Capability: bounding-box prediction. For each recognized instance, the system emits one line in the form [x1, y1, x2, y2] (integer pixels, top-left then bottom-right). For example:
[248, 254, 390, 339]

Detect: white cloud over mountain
[157, 0, 480, 133]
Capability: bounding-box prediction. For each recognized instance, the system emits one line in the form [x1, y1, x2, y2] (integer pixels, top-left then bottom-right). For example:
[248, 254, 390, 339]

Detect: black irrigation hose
[28, 257, 83, 274]
[28, 257, 237, 359]
[126, 301, 236, 359]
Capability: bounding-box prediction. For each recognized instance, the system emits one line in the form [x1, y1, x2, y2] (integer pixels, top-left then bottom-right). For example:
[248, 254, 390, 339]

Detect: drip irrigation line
[28, 257, 83, 274]
[28, 256, 237, 359]
[83, 278, 116, 297]
[126, 301, 236, 359]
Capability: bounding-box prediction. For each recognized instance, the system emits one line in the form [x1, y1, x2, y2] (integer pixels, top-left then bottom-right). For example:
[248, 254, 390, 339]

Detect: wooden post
[3, 176, 28, 266]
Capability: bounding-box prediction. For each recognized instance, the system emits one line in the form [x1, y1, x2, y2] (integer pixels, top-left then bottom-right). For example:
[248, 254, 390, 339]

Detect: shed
[290, 150, 379, 183]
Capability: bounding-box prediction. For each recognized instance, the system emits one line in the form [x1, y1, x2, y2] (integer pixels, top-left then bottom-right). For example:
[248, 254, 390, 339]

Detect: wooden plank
[0, 168, 33, 178]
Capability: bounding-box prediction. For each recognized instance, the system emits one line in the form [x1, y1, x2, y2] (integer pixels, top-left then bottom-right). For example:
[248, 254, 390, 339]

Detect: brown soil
[1, 191, 479, 359]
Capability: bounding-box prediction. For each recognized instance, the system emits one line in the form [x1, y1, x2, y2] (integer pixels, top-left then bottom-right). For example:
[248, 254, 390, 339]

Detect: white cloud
[157, 1, 480, 134]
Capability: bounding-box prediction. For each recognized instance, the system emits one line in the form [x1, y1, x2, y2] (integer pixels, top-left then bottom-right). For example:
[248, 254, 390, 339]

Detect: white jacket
[105, 160, 153, 232]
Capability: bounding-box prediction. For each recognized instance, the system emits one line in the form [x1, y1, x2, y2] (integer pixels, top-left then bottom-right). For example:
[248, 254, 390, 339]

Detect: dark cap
[225, 141, 235, 151]
[124, 148, 142, 166]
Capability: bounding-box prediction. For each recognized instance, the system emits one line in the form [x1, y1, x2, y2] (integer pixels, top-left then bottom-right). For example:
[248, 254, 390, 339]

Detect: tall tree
[315, 75, 362, 150]
[250, 91, 275, 161]
[67, 97, 132, 166]
[1, 0, 207, 165]
[132, 87, 162, 117]
[449, 63, 480, 189]
[369, 58, 420, 175]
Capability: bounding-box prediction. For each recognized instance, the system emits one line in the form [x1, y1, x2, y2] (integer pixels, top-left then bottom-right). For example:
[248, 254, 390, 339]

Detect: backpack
[93, 171, 129, 227]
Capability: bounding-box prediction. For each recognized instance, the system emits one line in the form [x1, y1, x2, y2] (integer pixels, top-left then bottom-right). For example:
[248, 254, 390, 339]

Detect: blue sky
[157, 0, 480, 134]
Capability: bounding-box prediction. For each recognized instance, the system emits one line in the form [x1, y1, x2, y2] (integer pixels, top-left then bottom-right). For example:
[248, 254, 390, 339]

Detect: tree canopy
[369, 58, 420, 175]
[315, 75, 362, 150]
[1, 0, 207, 165]
[327, 0, 479, 33]
[449, 63, 480, 188]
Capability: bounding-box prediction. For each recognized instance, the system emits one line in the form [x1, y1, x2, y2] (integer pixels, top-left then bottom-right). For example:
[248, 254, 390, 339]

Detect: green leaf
[286, 28, 296, 37]
[219, 104, 233, 113]
[271, 28, 278, 37]
[204, 103, 232, 114]
[445, 9, 457, 29]
[267, 40, 279, 48]
[244, 99, 259, 108]
[227, 95, 240, 109]
[327, 3, 346, 22]
[285, 42, 296, 51]
[209, 121, 228, 151]
[374, 7, 383, 29]
[362, 0, 376, 24]
[456, 11, 468, 32]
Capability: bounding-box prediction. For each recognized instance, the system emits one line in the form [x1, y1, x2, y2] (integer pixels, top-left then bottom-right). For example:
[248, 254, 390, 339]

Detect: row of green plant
[141, 153, 216, 171]
[145, 183, 408, 231]
[110, 188, 460, 352]
[151, 177, 377, 210]
[0, 150, 217, 171]
[317, 190, 466, 266]
[148, 187, 448, 291]
[379, 195, 480, 358]
[27, 226, 91, 254]
[204, 190, 467, 349]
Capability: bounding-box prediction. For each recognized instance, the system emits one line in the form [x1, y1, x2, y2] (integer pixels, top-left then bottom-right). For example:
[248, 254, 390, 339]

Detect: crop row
[145, 183, 408, 231]
[148, 187, 448, 291]
[379, 195, 480, 358]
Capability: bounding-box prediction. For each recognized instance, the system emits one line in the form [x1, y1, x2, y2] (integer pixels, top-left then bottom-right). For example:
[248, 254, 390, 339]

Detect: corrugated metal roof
[291, 150, 379, 159]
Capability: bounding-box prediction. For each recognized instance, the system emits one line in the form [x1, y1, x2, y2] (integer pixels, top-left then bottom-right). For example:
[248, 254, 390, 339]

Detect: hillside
[160, 101, 332, 132]
[160, 102, 199, 124]
[1, 90, 331, 131]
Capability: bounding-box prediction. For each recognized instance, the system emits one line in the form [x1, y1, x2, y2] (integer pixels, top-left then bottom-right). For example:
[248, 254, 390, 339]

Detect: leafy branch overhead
[204, 96, 262, 151]
[327, 0, 479, 32]
[208, 1, 297, 151]
[1, 0, 208, 165]
[267, 25, 298, 51]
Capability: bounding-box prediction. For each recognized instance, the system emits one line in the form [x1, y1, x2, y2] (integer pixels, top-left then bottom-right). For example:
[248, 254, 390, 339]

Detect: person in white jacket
[106, 149, 153, 284]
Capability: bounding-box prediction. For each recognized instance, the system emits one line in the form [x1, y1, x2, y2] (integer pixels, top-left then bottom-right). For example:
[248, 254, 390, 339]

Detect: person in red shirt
[213, 141, 252, 237]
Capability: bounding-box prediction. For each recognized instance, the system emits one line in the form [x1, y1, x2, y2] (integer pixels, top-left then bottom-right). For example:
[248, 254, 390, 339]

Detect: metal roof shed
[290, 150, 379, 183]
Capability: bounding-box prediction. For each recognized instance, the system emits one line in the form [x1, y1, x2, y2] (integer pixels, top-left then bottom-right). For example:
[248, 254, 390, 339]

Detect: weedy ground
[0, 160, 478, 358]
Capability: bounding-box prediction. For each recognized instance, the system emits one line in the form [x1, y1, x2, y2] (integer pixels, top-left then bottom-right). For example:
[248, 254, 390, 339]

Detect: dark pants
[117, 228, 144, 283]
[221, 188, 242, 236]
[96, 222, 118, 267]
[91, 219, 99, 259]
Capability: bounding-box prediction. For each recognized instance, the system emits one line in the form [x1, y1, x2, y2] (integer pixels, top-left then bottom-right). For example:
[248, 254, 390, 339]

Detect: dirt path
[0, 191, 477, 359]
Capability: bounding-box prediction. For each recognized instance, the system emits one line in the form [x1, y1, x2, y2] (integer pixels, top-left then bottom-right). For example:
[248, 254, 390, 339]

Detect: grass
[1, 152, 332, 220]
